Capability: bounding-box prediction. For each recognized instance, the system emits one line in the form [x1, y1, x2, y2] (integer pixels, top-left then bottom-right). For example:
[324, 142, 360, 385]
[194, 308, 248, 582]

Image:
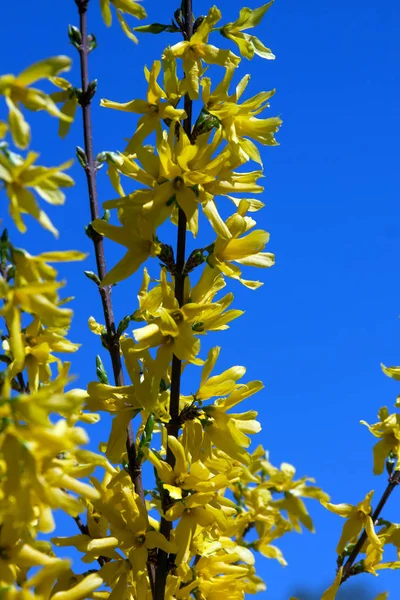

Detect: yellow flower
[202, 64, 281, 163]
[263, 461, 329, 533]
[0, 148, 74, 235]
[221, 2, 275, 60]
[101, 61, 187, 153]
[322, 491, 382, 555]
[0, 56, 72, 148]
[207, 199, 274, 289]
[320, 567, 343, 600]
[1, 248, 82, 376]
[361, 406, 400, 475]
[181, 345, 246, 403]
[99, 0, 147, 43]
[203, 377, 264, 465]
[91, 216, 161, 286]
[130, 269, 242, 366]
[166, 6, 240, 100]
[1, 281, 74, 375]
[50, 76, 79, 138]
[102, 127, 234, 239]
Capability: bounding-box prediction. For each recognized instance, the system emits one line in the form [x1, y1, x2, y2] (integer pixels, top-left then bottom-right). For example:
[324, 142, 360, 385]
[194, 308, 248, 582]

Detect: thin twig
[74, 0, 154, 591]
[154, 3, 193, 599]
[341, 470, 400, 582]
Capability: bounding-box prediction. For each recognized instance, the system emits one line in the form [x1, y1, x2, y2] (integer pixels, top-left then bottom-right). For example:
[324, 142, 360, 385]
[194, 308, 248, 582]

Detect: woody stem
[74, 0, 154, 592]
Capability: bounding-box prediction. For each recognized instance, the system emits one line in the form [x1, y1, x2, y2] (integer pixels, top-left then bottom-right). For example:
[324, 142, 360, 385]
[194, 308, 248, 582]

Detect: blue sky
[2, 0, 400, 598]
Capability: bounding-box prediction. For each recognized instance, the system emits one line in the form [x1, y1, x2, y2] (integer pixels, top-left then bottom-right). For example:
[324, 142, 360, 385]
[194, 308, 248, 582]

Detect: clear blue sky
[2, 0, 400, 598]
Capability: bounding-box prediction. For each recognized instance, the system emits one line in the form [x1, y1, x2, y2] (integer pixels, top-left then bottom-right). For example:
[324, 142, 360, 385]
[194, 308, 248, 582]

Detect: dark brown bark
[74, 0, 154, 591]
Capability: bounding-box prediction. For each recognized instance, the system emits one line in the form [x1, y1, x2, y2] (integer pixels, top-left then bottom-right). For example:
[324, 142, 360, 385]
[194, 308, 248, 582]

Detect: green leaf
[134, 23, 179, 34]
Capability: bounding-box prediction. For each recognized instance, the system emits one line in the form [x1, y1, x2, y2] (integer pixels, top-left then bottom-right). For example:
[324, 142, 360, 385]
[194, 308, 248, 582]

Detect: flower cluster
[8, 1, 393, 600]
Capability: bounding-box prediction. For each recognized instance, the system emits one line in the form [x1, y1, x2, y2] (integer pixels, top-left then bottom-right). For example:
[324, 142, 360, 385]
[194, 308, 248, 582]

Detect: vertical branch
[74, 0, 154, 591]
[155, 4, 193, 599]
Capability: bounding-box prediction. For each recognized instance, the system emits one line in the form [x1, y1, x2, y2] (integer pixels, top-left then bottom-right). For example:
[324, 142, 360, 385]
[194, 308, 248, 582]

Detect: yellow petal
[6, 97, 30, 148]
[16, 56, 71, 86]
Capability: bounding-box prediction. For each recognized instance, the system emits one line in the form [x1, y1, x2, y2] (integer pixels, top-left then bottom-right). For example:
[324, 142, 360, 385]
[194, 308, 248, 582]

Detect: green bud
[117, 315, 132, 336]
[86, 79, 97, 100]
[0, 229, 9, 267]
[159, 378, 169, 392]
[342, 542, 356, 556]
[192, 108, 221, 141]
[95, 355, 109, 384]
[105, 151, 121, 165]
[137, 421, 155, 465]
[84, 270, 101, 285]
[84, 222, 100, 241]
[102, 210, 111, 222]
[76, 146, 87, 168]
[174, 8, 184, 27]
[95, 151, 108, 164]
[351, 560, 365, 575]
[376, 517, 392, 528]
[193, 16, 206, 34]
[68, 25, 82, 49]
[386, 450, 396, 475]
[87, 33, 97, 52]
[144, 413, 155, 441]
[183, 248, 206, 274]
[100, 332, 112, 350]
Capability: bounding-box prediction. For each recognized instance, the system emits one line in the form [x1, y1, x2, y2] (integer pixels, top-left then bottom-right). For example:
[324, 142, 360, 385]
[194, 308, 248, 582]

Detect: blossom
[0, 147, 74, 235]
[207, 199, 274, 289]
[130, 268, 242, 366]
[202, 64, 281, 163]
[361, 406, 400, 475]
[101, 60, 187, 153]
[322, 491, 382, 555]
[91, 216, 161, 286]
[220, 2, 275, 60]
[99, 0, 147, 43]
[320, 567, 343, 600]
[50, 76, 79, 138]
[165, 6, 240, 100]
[0, 56, 72, 148]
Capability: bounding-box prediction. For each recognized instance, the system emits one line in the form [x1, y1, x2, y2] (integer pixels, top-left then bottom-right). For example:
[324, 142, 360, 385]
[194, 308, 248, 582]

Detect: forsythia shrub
[0, 1, 397, 599]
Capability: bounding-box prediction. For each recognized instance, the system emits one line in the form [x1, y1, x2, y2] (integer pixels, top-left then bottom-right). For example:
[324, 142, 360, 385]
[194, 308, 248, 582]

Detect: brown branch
[341, 470, 400, 582]
[154, 3, 193, 599]
[74, 0, 154, 591]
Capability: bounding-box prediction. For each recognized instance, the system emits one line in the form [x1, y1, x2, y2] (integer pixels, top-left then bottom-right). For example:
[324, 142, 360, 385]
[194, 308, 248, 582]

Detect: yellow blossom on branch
[101, 60, 187, 153]
[322, 491, 382, 555]
[0, 147, 74, 235]
[165, 6, 241, 100]
[99, 0, 147, 42]
[220, 2, 275, 60]
[0, 56, 72, 148]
